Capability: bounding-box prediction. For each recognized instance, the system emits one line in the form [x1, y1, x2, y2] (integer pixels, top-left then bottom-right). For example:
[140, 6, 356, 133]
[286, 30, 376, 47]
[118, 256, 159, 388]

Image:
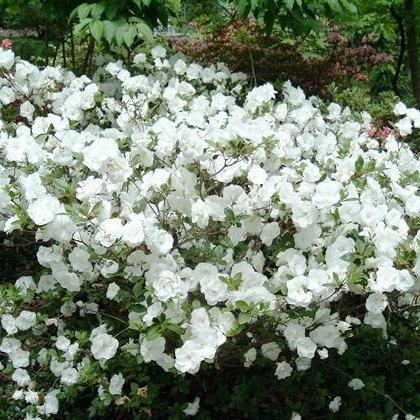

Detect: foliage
[233, 0, 358, 34]
[0, 46, 419, 419]
[171, 19, 393, 98]
[1, 311, 417, 418]
[71, 0, 181, 48]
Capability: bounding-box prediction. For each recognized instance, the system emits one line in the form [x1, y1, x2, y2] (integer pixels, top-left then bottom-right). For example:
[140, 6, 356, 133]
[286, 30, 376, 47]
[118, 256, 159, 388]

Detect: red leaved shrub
[171, 20, 392, 97]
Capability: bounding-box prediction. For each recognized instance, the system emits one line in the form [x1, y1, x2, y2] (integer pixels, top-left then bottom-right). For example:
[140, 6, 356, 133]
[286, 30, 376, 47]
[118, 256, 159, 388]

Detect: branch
[390, 5, 406, 98]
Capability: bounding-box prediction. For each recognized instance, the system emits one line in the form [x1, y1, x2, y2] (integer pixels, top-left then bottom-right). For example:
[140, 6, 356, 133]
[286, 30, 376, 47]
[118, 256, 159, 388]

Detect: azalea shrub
[171, 19, 393, 98]
[0, 45, 419, 419]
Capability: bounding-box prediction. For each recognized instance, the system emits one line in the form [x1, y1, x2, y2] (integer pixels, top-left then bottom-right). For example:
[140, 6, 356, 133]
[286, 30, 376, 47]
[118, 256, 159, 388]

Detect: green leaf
[263, 9, 275, 34]
[103, 20, 115, 44]
[136, 21, 154, 43]
[115, 22, 126, 46]
[104, 3, 119, 20]
[355, 155, 364, 173]
[123, 24, 138, 47]
[91, 2, 106, 19]
[145, 325, 161, 340]
[238, 312, 251, 325]
[285, 0, 295, 10]
[73, 18, 92, 36]
[166, 323, 185, 334]
[132, 282, 143, 298]
[340, 0, 357, 13]
[326, 0, 344, 14]
[238, 0, 251, 16]
[235, 300, 250, 312]
[89, 20, 104, 42]
[77, 3, 92, 20]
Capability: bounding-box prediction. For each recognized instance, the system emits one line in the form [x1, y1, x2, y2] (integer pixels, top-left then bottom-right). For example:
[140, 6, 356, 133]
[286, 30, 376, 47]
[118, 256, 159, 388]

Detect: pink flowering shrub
[172, 20, 393, 97]
[1, 39, 13, 49]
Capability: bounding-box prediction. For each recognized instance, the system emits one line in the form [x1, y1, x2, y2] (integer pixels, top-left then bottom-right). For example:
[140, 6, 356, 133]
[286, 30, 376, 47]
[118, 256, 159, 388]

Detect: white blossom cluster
[0, 45, 419, 418]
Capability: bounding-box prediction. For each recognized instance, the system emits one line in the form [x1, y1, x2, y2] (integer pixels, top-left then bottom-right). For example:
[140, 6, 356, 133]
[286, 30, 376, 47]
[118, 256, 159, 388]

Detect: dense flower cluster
[0, 45, 419, 418]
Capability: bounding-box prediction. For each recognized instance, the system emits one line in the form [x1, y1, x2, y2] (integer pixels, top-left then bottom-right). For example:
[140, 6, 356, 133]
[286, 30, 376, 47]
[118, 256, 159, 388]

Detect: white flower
[0, 48, 15, 69]
[15, 311, 36, 331]
[69, 247, 92, 273]
[151, 46, 166, 58]
[287, 276, 313, 307]
[283, 323, 305, 350]
[309, 325, 343, 350]
[245, 83, 276, 112]
[56, 336, 71, 351]
[121, 219, 144, 246]
[244, 347, 257, 367]
[261, 342, 281, 361]
[248, 165, 267, 185]
[20, 101, 35, 120]
[395, 117, 412, 136]
[275, 361, 293, 380]
[12, 368, 31, 387]
[1, 314, 17, 335]
[374, 266, 414, 293]
[61, 367, 79, 386]
[153, 270, 182, 302]
[15, 276, 36, 295]
[406, 195, 420, 217]
[44, 391, 59, 415]
[394, 102, 407, 116]
[52, 267, 81, 292]
[27, 196, 62, 225]
[140, 336, 166, 363]
[348, 378, 365, 390]
[109, 373, 125, 395]
[10, 348, 30, 368]
[133, 53, 147, 64]
[144, 227, 173, 255]
[296, 337, 317, 359]
[106, 282, 120, 300]
[365, 293, 387, 313]
[292, 201, 318, 228]
[91, 333, 119, 361]
[175, 342, 203, 373]
[191, 199, 210, 228]
[329, 396, 342, 413]
[99, 260, 119, 278]
[95, 218, 123, 247]
[313, 181, 342, 209]
[260, 222, 280, 246]
[183, 397, 200, 416]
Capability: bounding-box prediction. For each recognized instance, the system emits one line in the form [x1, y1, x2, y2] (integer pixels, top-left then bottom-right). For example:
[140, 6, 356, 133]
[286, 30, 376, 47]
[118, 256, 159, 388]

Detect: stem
[70, 28, 76, 71]
[248, 48, 257, 87]
[52, 41, 60, 66]
[61, 32, 67, 68]
[44, 28, 49, 66]
[405, 0, 420, 106]
[83, 36, 95, 74]
[390, 5, 406, 97]
[88, 39, 96, 75]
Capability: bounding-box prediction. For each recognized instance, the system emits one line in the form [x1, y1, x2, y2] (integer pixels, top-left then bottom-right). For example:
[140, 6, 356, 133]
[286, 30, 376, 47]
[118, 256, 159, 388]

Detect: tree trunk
[405, 0, 420, 106]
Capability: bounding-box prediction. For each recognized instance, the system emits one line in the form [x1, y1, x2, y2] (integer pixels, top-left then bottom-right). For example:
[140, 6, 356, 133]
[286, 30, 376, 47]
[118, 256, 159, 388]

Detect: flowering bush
[0, 45, 419, 418]
[171, 20, 393, 97]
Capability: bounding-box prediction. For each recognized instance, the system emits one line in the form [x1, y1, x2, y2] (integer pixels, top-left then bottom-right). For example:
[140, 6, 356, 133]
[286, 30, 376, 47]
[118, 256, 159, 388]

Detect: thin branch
[329, 365, 408, 415]
[248, 48, 257, 87]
